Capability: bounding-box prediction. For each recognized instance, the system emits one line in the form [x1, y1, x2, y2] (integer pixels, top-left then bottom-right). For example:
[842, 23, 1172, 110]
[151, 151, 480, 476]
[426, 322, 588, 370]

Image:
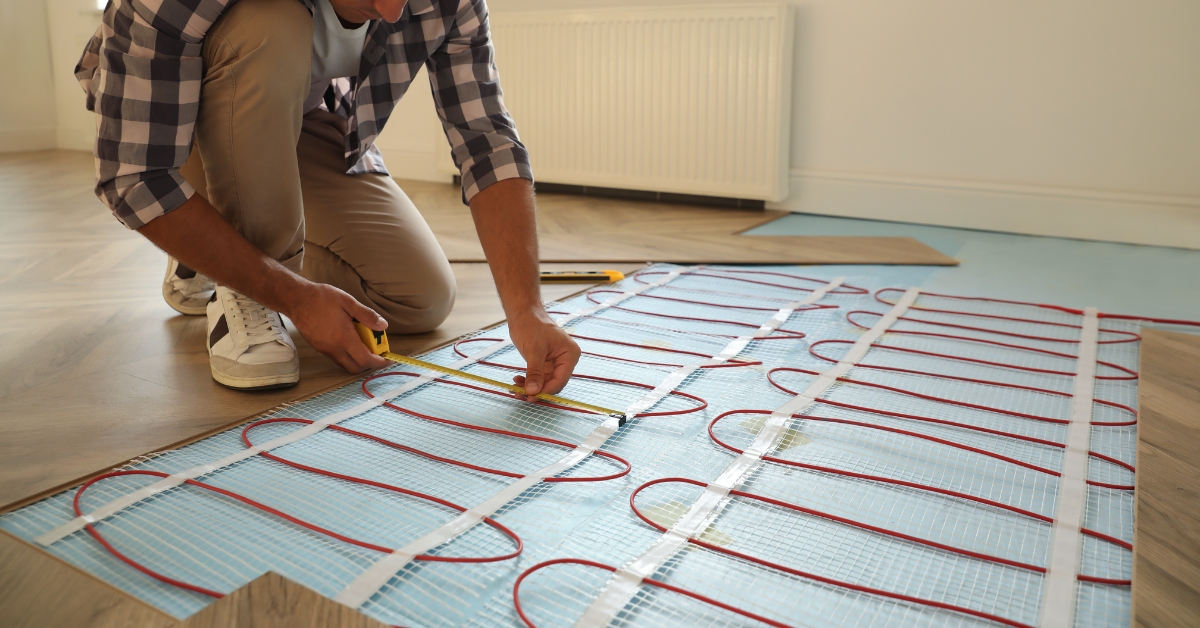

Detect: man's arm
[138, 193, 390, 373]
[469, 179, 580, 396]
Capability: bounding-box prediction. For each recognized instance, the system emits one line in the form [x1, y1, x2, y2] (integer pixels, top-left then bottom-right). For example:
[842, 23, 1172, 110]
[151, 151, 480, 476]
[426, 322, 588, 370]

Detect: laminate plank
[177, 572, 387, 628]
[1135, 328, 1200, 627]
[0, 530, 176, 628]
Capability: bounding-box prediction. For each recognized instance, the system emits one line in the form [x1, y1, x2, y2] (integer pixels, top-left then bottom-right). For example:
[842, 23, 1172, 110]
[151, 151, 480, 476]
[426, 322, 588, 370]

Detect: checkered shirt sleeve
[425, 0, 532, 203]
[77, 0, 233, 229]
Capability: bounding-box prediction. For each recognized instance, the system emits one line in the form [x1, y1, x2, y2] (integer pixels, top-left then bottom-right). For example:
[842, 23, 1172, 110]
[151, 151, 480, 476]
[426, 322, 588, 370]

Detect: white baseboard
[378, 147, 453, 184]
[768, 170, 1200, 250]
[0, 128, 57, 153]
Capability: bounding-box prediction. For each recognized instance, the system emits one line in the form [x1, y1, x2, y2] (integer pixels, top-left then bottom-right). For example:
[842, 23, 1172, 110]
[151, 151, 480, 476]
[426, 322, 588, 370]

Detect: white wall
[774, 0, 1200, 248]
[45, 0, 104, 151]
[379, 0, 1200, 247]
[0, 0, 59, 152]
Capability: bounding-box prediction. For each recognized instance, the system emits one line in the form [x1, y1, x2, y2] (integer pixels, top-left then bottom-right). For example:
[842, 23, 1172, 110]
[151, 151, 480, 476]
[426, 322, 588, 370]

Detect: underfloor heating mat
[9, 263, 1187, 628]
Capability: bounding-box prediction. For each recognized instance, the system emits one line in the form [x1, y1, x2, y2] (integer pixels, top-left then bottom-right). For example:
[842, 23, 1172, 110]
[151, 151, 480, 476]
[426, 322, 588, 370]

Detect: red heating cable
[766, 368, 1136, 484]
[634, 268, 868, 295]
[706, 411, 1134, 553]
[363, 370, 705, 418]
[767, 366, 1138, 427]
[846, 309, 1139, 350]
[242, 417, 631, 483]
[512, 558, 795, 628]
[806, 338, 1132, 389]
[605, 288, 841, 314]
[73, 469, 523, 599]
[711, 410, 1118, 486]
[585, 289, 811, 338]
[455, 336, 761, 371]
[403, 352, 709, 417]
[818, 324, 1138, 380]
[875, 287, 1200, 332]
[547, 307, 810, 345]
[634, 477, 1046, 572]
[627, 479, 1038, 628]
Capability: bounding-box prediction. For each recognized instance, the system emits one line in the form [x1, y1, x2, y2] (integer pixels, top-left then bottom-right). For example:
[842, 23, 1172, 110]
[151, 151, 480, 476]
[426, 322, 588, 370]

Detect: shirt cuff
[460, 146, 534, 205]
[103, 169, 196, 230]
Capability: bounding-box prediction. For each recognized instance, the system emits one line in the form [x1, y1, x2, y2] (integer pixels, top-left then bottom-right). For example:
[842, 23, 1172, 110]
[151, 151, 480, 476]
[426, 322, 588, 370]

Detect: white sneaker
[163, 256, 215, 315]
[207, 286, 300, 389]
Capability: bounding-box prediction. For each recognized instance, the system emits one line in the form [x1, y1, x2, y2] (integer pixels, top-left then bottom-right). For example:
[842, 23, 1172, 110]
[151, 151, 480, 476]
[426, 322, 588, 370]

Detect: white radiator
[440, 3, 795, 202]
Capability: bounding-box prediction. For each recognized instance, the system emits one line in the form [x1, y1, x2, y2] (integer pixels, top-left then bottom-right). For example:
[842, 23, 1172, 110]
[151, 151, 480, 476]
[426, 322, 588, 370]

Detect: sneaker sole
[162, 263, 209, 316]
[210, 366, 300, 390]
[163, 281, 209, 316]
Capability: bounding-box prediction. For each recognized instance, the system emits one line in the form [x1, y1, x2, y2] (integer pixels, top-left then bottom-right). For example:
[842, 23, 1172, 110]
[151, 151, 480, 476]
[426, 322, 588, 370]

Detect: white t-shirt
[303, 0, 370, 113]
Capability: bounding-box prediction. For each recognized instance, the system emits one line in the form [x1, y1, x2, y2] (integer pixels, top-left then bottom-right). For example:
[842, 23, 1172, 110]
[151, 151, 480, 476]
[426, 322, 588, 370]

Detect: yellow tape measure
[355, 323, 628, 425]
[538, 270, 625, 283]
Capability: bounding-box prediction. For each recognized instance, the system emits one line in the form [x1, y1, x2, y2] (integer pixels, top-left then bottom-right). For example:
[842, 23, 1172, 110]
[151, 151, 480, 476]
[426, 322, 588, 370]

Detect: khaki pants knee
[296, 118, 457, 334]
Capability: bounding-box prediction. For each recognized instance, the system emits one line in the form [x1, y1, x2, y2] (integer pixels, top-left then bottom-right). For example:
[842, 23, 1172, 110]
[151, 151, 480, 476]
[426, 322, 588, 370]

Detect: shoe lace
[228, 292, 284, 346]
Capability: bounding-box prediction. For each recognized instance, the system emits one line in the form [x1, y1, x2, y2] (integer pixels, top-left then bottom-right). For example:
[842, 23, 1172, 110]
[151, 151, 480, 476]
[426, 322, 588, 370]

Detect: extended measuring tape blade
[355, 322, 627, 424]
[379, 352, 627, 424]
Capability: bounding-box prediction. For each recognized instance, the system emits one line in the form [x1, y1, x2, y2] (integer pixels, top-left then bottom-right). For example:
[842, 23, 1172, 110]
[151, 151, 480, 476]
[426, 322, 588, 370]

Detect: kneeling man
[77, 0, 578, 393]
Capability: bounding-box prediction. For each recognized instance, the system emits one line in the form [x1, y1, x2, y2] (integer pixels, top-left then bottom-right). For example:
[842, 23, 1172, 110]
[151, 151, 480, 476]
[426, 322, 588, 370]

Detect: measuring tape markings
[378, 351, 625, 421]
[572, 286, 917, 627]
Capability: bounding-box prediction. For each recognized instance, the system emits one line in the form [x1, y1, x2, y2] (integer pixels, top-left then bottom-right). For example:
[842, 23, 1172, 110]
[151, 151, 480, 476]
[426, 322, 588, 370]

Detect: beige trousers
[179, 0, 456, 334]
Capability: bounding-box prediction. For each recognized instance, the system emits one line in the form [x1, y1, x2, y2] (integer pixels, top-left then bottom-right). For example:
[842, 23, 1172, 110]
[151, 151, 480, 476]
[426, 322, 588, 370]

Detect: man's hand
[138, 193, 389, 374]
[508, 312, 581, 397]
[468, 178, 581, 397]
[282, 282, 390, 374]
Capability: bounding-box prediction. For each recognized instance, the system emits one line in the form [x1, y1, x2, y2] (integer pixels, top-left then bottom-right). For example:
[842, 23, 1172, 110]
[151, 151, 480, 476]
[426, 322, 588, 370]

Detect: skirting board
[770, 170, 1200, 250]
[0, 129, 57, 154]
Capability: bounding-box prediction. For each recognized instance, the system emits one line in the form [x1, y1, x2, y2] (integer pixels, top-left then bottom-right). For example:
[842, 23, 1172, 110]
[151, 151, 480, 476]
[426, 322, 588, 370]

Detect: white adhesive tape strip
[621, 276, 847, 421]
[36, 339, 513, 547]
[623, 366, 698, 418]
[335, 417, 623, 608]
[574, 283, 917, 628]
[582, 528, 694, 623]
[1038, 307, 1099, 628]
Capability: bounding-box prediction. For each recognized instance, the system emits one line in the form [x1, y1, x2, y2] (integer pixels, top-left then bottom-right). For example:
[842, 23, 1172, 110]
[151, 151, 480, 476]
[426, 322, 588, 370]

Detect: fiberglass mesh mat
[1, 264, 1137, 628]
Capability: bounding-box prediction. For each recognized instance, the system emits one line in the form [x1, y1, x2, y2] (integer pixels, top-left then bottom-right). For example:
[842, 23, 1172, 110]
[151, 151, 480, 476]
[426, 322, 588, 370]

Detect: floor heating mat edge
[1, 264, 1154, 628]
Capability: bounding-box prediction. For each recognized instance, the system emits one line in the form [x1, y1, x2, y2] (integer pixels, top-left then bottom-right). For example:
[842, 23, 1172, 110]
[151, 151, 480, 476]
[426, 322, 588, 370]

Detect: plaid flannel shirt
[76, 0, 532, 229]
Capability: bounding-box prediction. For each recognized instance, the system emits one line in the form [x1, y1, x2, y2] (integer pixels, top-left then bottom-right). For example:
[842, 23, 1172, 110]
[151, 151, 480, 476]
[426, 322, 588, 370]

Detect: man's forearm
[137, 192, 389, 373]
[469, 178, 579, 396]
[468, 178, 546, 322]
[137, 193, 305, 314]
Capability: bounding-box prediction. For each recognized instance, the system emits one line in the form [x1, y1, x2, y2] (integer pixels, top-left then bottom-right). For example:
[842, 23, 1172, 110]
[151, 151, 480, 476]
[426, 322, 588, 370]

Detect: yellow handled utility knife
[355, 323, 628, 425]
